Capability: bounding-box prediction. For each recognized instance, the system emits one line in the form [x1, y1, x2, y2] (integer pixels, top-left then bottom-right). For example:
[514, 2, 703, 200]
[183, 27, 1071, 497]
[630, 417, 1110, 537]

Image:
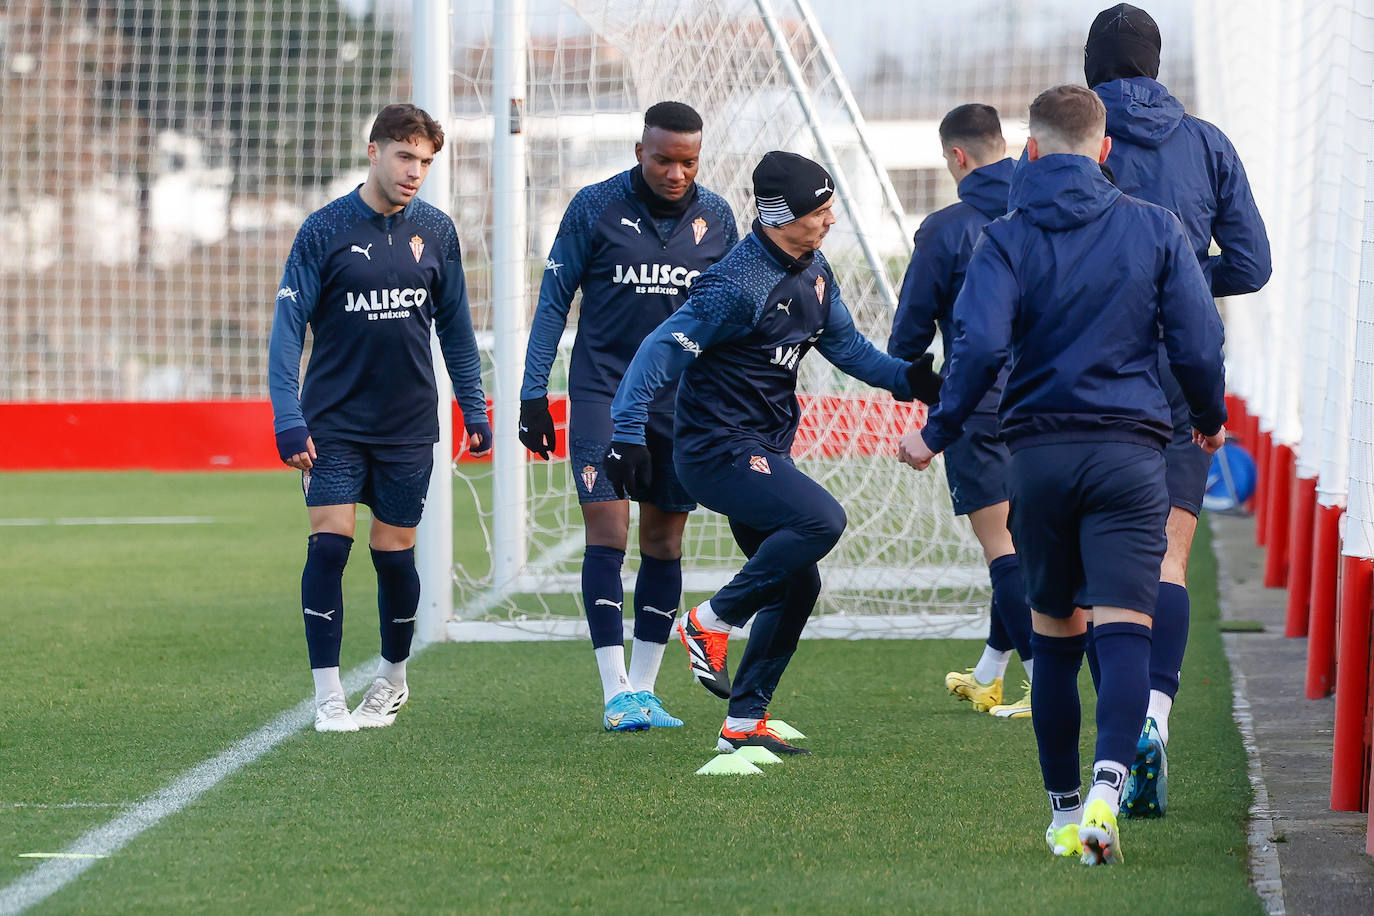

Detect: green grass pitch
[0, 472, 1261, 913]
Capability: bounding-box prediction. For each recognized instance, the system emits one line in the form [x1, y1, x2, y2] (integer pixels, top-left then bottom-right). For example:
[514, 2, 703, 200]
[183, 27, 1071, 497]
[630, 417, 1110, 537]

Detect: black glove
[465, 417, 493, 456]
[902, 353, 942, 405]
[603, 440, 653, 501]
[518, 396, 557, 459]
[275, 425, 310, 463]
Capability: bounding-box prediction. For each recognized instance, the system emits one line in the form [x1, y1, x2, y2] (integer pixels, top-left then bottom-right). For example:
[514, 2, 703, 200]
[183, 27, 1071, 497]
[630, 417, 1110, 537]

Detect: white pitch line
[0, 563, 535, 916]
[0, 517, 217, 528]
[7, 804, 126, 810]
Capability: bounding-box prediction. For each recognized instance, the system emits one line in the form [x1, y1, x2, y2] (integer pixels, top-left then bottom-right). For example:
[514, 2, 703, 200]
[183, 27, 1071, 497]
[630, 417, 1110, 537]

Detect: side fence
[1198, 0, 1374, 852]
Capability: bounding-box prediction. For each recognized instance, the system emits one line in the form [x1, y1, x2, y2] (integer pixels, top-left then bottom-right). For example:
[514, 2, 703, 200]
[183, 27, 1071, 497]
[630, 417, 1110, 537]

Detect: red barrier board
[1, 395, 918, 471]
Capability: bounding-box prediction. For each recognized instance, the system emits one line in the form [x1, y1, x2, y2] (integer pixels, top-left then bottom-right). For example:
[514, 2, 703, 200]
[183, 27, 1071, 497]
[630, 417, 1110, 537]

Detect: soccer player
[888, 103, 1033, 720]
[268, 104, 492, 733]
[517, 102, 738, 732]
[1086, 2, 1271, 816]
[606, 151, 942, 756]
[897, 85, 1226, 863]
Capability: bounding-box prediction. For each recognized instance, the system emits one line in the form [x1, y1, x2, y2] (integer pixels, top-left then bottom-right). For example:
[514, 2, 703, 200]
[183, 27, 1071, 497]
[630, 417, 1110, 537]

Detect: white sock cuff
[377, 658, 408, 686]
[628, 638, 668, 693]
[594, 645, 631, 704]
[693, 599, 731, 633]
[1147, 690, 1173, 744]
[311, 666, 345, 704]
[1086, 760, 1130, 811]
[725, 715, 760, 732]
[974, 645, 1011, 684]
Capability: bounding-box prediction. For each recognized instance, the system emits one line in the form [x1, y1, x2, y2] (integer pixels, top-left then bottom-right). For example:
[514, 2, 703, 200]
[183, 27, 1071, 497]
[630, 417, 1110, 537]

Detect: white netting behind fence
[1198, 0, 1374, 552]
[0, 1, 408, 401]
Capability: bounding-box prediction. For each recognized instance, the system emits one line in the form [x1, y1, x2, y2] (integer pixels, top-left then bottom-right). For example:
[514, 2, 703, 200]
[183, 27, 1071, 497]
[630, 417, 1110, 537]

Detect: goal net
[444, 0, 987, 638]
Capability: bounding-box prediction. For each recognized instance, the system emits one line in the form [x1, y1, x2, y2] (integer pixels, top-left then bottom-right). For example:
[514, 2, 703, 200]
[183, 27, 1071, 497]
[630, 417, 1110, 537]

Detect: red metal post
[1263, 443, 1294, 588]
[1286, 475, 1318, 635]
[1331, 555, 1373, 811]
[1308, 505, 1343, 698]
[1256, 430, 1273, 546]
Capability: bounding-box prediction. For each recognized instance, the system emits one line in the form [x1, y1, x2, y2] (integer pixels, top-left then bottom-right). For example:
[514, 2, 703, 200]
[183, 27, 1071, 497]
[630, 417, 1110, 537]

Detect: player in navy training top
[268, 104, 491, 733]
[518, 102, 738, 732]
[606, 151, 941, 756]
[898, 86, 1226, 863]
[1085, 3, 1271, 818]
[890, 103, 1035, 720]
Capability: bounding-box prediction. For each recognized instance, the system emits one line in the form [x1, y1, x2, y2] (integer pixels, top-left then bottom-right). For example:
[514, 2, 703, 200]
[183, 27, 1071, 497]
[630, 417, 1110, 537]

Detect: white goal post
[417, 0, 990, 641]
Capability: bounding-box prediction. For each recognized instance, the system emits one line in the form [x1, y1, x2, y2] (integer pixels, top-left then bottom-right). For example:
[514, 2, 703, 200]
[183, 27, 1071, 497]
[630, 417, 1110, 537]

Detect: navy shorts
[1007, 442, 1168, 618]
[943, 416, 1010, 516]
[303, 438, 434, 528]
[568, 399, 696, 513]
[1161, 352, 1211, 516]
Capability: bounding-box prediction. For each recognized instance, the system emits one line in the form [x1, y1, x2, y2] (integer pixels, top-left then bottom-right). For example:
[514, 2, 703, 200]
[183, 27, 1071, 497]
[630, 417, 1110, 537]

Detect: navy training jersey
[611, 221, 912, 458]
[520, 168, 738, 409]
[268, 188, 485, 445]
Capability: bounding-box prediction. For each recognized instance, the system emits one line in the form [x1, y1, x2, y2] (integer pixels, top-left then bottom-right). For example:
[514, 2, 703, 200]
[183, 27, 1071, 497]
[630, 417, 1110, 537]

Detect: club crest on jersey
[581, 465, 598, 492]
[748, 455, 771, 475]
[409, 235, 424, 262]
[692, 217, 708, 245]
[814, 275, 826, 303]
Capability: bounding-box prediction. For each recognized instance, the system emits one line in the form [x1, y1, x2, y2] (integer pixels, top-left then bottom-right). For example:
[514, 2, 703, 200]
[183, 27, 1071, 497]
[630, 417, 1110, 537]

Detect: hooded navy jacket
[612, 221, 912, 457]
[1095, 77, 1271, 297]
[889, 157, 1012, 419]
[520, 168, 737, 410]
[922, 155, 1226, 456]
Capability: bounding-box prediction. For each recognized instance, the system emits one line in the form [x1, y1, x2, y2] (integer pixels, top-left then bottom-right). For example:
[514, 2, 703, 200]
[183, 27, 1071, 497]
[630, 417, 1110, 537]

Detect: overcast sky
[349, 0, 1194, 84]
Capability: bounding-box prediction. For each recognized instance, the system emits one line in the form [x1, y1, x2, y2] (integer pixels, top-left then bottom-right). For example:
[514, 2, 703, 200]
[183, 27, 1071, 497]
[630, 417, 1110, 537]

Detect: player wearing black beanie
[1084, 3, 1161, 89]
[1084, 3, 1271, 822]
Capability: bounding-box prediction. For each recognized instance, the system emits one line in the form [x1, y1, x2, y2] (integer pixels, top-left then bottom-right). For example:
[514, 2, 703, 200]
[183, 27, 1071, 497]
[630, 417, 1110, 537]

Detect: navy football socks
[301, 532, 352, 669]
[372, 546, 419, 664]
[1092, 621, 1154, 769]
[1029, 631, 1087, 794]
[986, 592, 1013, 653]
[1150, 582, 1190, 698]
[632, 554, 681, 644]
[1085, 622, 1102, 692]
[989, 555, 1034, 663]
[582, 545, 626, 649]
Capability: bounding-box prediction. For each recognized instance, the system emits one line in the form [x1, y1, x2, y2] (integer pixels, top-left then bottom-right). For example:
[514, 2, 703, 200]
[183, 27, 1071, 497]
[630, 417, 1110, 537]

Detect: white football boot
[352, 677, 410, 728]
[314, 693, 359, 733]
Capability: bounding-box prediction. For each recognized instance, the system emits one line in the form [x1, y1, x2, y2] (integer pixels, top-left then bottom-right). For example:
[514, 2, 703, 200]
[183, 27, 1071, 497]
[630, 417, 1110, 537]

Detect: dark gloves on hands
[603, 440, 652, 500]
[902, 353, 942, 405]
[518, 396, 557, 459]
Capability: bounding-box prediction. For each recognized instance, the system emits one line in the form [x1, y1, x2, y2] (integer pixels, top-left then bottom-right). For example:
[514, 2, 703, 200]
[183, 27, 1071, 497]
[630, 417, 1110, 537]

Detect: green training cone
[734, 745, 783, 765]
[695, 755, 764, 776]
[767, 720, 805, 740]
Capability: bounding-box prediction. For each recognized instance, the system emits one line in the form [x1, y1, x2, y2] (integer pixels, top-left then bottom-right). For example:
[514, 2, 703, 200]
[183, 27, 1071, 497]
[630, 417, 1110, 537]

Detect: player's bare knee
[369, 519, 416, 551]
[582, 501, 630, 550]
[638, 507, 687, 560]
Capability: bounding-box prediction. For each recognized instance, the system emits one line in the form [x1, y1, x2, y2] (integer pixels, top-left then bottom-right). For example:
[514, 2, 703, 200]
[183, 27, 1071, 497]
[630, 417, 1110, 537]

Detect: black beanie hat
[1084, 3, 1162, 88]
[752, 151, 834, 227]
